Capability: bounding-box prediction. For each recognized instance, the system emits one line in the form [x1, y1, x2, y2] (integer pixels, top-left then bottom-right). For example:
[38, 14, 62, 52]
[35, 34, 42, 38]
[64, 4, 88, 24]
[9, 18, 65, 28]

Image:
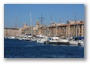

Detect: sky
[4, 4, 84, 28]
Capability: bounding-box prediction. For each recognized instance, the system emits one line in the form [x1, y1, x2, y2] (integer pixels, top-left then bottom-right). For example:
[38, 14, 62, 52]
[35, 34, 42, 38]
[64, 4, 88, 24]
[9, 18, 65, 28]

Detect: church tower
[35, 21, 39, 30]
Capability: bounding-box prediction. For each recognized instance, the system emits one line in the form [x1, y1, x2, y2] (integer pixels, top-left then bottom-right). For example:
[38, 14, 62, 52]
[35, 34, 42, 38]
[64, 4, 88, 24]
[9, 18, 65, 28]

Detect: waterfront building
[49, 23, 68, 37]
[4, 20, 84, 38]
[67, 20, 84, 37]
[33, 21, 39, 35]
[4, 28, 22, 37]
[33, 21, 49, 36]
[49, 20, 84, 38]
[38, 25, 49, 36]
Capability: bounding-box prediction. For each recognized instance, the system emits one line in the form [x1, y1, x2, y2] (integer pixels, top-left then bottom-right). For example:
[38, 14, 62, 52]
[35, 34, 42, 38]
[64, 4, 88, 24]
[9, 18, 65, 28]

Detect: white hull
[78, 40, 84, 46]
[69, 40, 84, 46]
[8, 36, 16, 39]
[37, 38, 48, 43]
[69, 40, 78, 45]
[48, 37, 69, 44]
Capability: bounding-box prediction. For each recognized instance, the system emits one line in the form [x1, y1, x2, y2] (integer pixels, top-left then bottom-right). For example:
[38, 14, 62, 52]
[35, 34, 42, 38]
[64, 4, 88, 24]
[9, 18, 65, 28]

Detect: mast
[50, 12, 52, 23]
[56, 24, 58, 37]
[74, 13, 77, 37]
[30, 12, 32, 36]
[5, 28, 8, 37]
[14, 14, 18, 28]
[14, 14, 18, 36]
[50, 12, 53, 36]
[10, 14, 17, 36]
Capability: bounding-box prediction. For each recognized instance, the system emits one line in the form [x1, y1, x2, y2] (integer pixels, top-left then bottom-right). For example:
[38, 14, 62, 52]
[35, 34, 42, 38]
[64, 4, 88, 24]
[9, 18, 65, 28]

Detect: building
[49, 20, 84, 38]
[33, 21, 49, 36]
[33, 21, 39, 35]
[38, 25, 49, 36]
[67, 20, 84, 37]
[4, 20, 84, 38]
[4, 28, 22, 37]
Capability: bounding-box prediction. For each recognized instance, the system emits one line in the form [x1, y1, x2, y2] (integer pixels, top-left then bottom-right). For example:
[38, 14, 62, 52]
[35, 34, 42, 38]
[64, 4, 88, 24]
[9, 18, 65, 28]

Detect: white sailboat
[29, 12, 37, 42]
[36, 35, 48, 43]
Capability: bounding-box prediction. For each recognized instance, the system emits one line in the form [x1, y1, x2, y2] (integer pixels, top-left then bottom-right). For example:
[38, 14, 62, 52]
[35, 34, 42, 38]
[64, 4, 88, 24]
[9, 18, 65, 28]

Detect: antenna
[39, 13, 44, 25]
[59, 17, 61, 24]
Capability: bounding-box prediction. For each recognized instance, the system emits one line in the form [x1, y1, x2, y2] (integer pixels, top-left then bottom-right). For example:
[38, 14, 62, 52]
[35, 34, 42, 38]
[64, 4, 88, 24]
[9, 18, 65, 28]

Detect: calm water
[4, 39, 84, 58]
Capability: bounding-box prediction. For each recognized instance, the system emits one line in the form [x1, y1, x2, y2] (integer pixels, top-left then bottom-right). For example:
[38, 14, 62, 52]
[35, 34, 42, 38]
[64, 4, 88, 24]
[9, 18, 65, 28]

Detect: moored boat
[45, 37, 69, 45]
[8, 36, 16, 39]
[36, 35, 48, 43]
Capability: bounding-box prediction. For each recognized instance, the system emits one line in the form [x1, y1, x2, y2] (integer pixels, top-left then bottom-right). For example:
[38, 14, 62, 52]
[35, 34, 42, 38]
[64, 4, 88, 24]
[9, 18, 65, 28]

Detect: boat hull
[45, 41, 70, 45]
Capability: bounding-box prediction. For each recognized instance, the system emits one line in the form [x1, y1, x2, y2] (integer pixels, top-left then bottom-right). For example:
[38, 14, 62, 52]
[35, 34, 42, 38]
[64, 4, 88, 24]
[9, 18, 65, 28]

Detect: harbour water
[4, 39, 84, 58]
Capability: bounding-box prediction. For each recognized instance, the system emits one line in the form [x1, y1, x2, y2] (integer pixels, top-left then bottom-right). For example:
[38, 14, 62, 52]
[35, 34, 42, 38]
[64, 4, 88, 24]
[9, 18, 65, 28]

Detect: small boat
[36, 35, 48, 43]
[8, 36, 16, 39]
[37, 37, 48, 43]
[47, 37, 59, 44]
[4, 37, 8, 39]
[45, 37, 69, 45]
[31, 37, 37, 42]
[17, 34, 31, 41]
[77, 40, 84, 46]
[69, 40, 78, 45]
[58, 38, 70, 45]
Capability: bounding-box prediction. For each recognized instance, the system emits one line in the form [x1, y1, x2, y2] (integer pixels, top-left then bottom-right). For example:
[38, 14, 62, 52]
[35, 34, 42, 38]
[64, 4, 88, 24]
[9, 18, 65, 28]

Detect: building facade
[4, 20, 84, 38]
[49, 20, 84, 38]
[4, 28, 22, 37]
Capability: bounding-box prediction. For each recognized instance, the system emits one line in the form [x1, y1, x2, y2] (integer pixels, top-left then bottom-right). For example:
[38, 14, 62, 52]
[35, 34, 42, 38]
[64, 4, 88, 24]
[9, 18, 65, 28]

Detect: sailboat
[28, 12, 37, 42]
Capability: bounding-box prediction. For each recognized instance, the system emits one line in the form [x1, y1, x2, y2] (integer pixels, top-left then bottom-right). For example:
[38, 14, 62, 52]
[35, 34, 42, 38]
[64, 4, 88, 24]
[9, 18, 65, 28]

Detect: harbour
[4, 20, 84, 46]
[4, 4, 84, 58]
